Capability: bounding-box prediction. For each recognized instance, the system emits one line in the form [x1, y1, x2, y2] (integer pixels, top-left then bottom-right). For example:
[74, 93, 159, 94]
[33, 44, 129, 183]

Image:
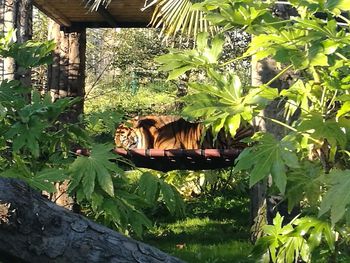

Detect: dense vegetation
[153, 1, 350, 262]
[2, 1, 350, 262]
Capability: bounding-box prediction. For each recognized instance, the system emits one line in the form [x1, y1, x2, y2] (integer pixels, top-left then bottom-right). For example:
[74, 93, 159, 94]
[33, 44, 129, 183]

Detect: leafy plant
[0, 31, 187, 237]
[319, 169, 350, 225]
[235, 133, 299, 193]
[252, 213, 335, 263]
[137, 172, 185, 217]
[155, 0, 350, 260]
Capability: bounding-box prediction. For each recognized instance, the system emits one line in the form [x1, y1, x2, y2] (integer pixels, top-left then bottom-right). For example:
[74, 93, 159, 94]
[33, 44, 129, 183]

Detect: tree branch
[0, 178, 183, 263]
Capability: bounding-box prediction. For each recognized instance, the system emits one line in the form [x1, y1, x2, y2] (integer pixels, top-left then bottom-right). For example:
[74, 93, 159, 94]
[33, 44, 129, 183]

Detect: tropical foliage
[0, 31, 184, 237]
[154, 0, 350, 262]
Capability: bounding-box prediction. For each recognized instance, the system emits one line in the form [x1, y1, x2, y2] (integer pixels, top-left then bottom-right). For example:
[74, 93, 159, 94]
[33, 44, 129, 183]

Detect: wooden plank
[69, 21, 149, 29]
[33, 0, 71, 26]
[96, 5, 118, 27]
[33, 0, 154, 27]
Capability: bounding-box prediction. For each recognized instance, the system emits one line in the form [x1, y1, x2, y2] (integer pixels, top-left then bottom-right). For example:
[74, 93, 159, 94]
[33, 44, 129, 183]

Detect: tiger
[115, 115, 254, 150]
[153, 118, 254, 150]
[114, 115, 180, 149]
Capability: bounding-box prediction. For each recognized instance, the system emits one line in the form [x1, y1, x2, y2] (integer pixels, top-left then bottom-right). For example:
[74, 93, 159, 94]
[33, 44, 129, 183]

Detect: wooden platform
[33, 0, 153, 28]
[114, 148, 244, 172]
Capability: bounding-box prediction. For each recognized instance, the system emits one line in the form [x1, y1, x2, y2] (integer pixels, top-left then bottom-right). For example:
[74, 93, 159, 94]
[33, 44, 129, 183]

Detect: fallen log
[0, 178, 183, 263]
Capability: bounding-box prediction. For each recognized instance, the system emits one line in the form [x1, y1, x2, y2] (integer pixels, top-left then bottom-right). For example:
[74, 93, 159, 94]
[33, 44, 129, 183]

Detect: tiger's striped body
[114, 115, 180, 149]
[115, 115, 254, 150]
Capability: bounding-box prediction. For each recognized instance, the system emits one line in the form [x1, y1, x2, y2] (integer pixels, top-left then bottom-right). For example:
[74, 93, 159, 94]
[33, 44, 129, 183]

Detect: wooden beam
[82, 0, 118, 28]
[33, 0, 71, 27]
[62, 21, 148, 31]
[96, 5, 119, 27]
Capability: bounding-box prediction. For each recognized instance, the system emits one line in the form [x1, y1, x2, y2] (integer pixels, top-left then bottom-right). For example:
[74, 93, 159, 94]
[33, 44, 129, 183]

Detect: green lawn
[144, 193, 257, 262]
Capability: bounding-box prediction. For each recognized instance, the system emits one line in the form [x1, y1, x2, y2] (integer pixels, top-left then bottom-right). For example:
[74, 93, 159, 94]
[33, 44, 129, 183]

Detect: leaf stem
[335, 52, 348, 61]
[284, 99, 310, 114]
[262, 115, 297, 132]
[320, 85, 327, 115]
[261, 116, 322, 145]
[264, 19, 291, 25]
[266, 65, 293, 87]
[337, 14, 350, 26]
[220, 53, 252, 67]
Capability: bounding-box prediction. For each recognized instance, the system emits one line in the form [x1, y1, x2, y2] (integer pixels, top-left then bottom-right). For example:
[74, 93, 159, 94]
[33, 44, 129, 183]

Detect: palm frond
[85, 0, 112, 11]
[142, 0, 216, 39]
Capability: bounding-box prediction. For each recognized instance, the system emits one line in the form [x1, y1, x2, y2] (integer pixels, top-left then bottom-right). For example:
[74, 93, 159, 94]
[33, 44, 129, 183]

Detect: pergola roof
[33, 0, 153, 28]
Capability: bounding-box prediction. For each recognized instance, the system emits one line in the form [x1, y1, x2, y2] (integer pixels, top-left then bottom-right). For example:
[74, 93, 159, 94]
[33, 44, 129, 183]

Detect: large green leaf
[337, 101, 350, 119]
[69, 144, 118, 198]
[155, 33, 224, 80]
[285, 162, 324, 212]
[253, 214, 334, 263]
[319, 169, 350, 225]
[326, 0, 350, 11]
[298, 113, 347, 148]
[235, 133, 299, 193]
[183, 73, 272, 138]
[137, 172, 160, 204]
[157, 178, 185, 216]
[294, 217, 335, 251]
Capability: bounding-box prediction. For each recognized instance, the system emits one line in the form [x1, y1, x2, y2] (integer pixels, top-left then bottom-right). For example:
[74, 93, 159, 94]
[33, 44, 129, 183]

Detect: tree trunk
[67, 27, 86, 122]
[250, 5, 299, 239]
[0, 0, 4, 82]
[0, 178, 183, 263]
[3, 0, 16, 81]
[250, 56, 299, 241]
[47, 19, 61, 96]
[3, 0, 33, 86]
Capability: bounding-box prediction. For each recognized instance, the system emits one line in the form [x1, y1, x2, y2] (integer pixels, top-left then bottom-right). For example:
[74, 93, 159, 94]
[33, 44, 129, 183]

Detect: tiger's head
[115, 115, 181, 149]
[114, 123, 140, 149]
[114, 117, 154, 149]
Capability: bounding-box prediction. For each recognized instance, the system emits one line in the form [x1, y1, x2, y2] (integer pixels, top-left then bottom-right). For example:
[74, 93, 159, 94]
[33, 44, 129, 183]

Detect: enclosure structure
[34, 0, 153, 28]
[0, 0, 154, 93]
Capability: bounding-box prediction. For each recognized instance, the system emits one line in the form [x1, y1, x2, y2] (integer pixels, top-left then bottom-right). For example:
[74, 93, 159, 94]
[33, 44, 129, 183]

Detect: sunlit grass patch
[145, 217, 255, 263]
[85, 80, 178, 116]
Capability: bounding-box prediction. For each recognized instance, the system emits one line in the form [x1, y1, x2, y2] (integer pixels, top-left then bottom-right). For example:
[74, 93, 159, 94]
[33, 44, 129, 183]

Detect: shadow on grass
[144, 188, 256, 262]
[146, 219, 249, 244]
[144, 217, 256, 262]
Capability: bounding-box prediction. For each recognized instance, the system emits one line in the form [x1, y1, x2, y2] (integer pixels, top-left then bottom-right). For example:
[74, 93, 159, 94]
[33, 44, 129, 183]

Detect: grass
[143, 191, 257, 263]
[85, 76, 256, 262]
[85, 79, 179, 116]
[145, 218, 254, 263]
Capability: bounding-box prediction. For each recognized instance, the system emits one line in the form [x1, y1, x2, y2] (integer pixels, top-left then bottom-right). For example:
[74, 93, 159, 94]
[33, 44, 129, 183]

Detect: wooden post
[68, 27, 86, 121]
[47, 22, 86, 122]
[47, 20, 61, 96]
[47, 22, 86, 209]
